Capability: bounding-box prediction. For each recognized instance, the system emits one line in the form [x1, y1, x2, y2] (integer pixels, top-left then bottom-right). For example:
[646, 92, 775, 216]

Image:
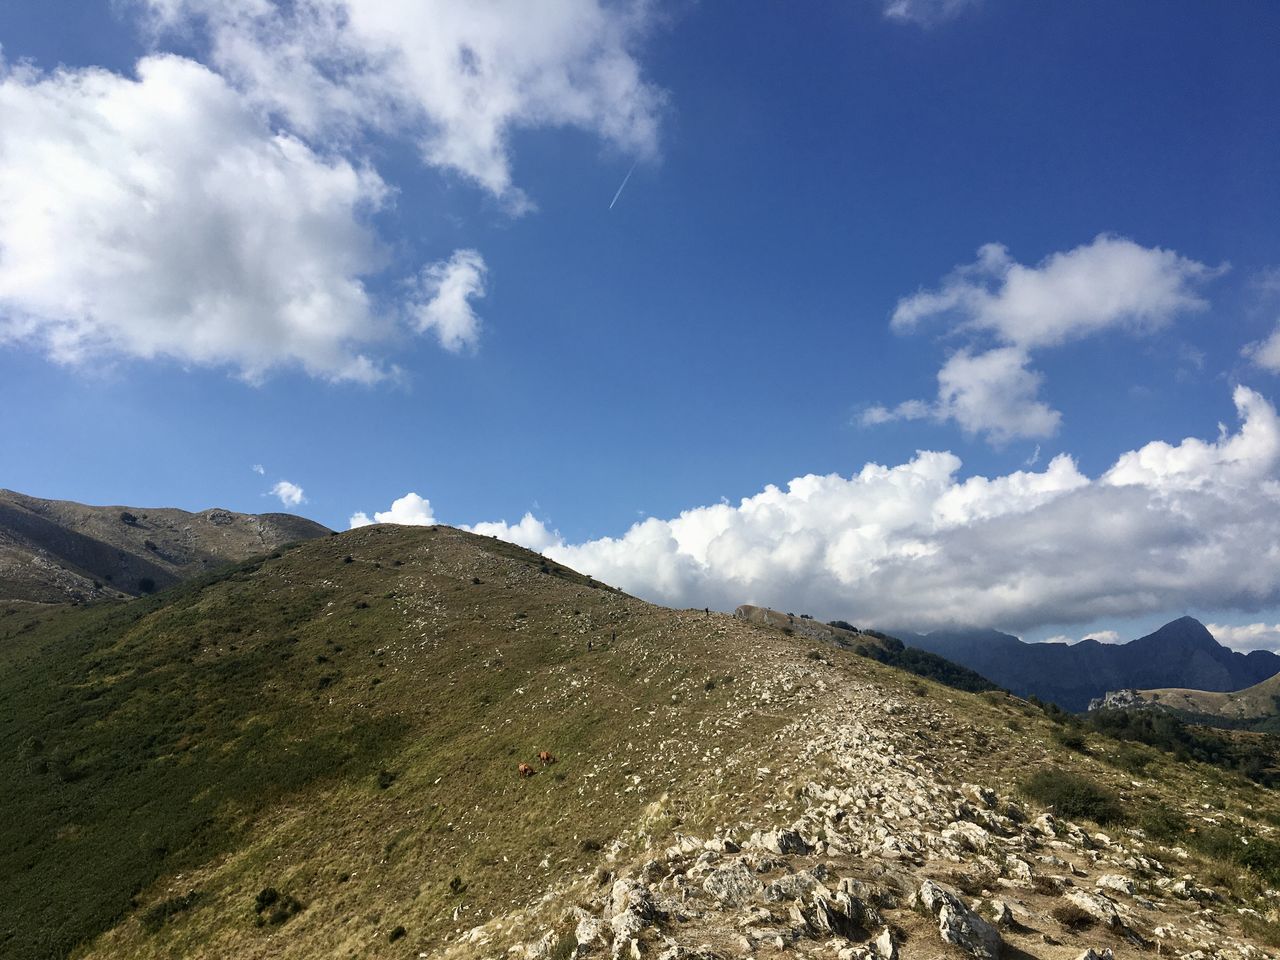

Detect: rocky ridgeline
[444, 672, 1277, 960]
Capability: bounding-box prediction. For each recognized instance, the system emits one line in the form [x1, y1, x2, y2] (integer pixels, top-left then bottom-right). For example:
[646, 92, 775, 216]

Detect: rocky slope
[2, 525, 1277, 959]
[895, 618, 1280, 712]
[0, 488, 329, 603]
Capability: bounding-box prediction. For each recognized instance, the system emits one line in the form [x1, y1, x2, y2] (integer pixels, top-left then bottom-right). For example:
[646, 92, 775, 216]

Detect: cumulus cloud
[271, 479, 306, 507]
[892, 236, 1217, 349]
[875, 235, 1222, 443]
[1244, 325, 1280, 374]
[252, 464, 265, 475]
[411, 250, 487, 352]
[861, 348, 1061, 444]
[465, 513, 562, 553]
[935, 347, 1061, 442]
[2, 3, 665, 380]
[1206, 622, 1280, 654]
[143, 0, 664, 206]
[349, 491, 436, 528]
[358, 385, 1280, 636]
[0, 55, 402, 381]
[882, 0, 980, 26]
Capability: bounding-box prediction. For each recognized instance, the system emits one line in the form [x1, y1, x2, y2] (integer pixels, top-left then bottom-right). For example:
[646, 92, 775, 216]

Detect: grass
[5, 524, 1280, 958]
[0, 526, 801, 960]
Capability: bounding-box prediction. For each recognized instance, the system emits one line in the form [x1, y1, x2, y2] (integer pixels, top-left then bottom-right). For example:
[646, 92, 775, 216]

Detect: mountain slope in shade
[0, 488, 330, 603]
[891, 616, 1280, 712]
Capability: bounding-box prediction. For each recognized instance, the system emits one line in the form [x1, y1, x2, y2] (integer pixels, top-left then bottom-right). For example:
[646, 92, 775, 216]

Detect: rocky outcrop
[917, 880, 1002, 959]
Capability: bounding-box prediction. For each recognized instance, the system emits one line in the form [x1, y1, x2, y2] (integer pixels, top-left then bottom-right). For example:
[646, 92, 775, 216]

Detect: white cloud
[860, 348, 1061, 443]
[860, 398, 930, 426]
[891, 236, 1218, 349]
[252, 463, 265, 475]
[364, 385, 1280, 634]
[1103, 385, 1280, 490]
[349, 491, 436, 528]
[143, 0, 664, 205]
[1042, 630, 1123, 645]
[271, 479, 306, 507]
[1206, 622, 1280, 654]
[0, 55, 398, 382]
[935, 347, 1061, 442]
[464, 513, 561, 553]
[1244, 324, 1280, 374]
[882, 0, 980, 27]
[411, 250, 487, 352]
[876, 236, 1221, 444]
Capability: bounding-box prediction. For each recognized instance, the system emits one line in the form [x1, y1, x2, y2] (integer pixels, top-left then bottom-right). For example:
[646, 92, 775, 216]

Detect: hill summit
[3, 524, 1279, 959]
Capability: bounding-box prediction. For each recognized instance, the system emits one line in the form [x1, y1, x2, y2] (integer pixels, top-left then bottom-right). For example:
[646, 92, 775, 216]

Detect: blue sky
[3, 1, 1280, 647]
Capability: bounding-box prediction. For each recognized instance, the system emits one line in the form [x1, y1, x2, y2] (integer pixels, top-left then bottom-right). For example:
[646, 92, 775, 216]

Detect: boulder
[751, 828, 812, 856]
[917, 880, 1002, 960]
[763, 870, 827, 903]
[703, 860, 763, 907]
[1064, 889, 1123, 929]
[873, 926, 897, 960]
[942, 821, 992, 853]
[1094, 874, 1134, 897]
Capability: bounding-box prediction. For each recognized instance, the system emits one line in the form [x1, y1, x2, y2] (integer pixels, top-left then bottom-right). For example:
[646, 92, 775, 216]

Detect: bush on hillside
[1021, 768, 1124, 825]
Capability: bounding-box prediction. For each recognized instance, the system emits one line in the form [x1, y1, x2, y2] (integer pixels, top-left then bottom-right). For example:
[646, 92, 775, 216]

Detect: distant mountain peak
[1136, 616, 1218, 651]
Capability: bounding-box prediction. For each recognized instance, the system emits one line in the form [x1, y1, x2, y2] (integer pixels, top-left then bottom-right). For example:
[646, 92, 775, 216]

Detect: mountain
[3, 523, 1278, 959]
[0, 488, 330, 603]
[1099, 670, 1280, 731]
[735, 605, 1001, 693]
[892, 616, 1280, 712]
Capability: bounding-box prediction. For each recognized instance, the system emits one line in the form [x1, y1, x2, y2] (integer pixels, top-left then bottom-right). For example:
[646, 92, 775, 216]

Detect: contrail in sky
[608, 160, 639, 210]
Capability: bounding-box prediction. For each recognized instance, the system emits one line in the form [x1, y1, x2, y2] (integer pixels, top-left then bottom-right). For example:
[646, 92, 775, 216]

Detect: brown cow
[517, 762, 535, 778]
[538, 751, 556, 766]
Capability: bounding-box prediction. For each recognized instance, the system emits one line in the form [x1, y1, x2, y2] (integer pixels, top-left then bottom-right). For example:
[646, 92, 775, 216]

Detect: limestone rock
[1094, 874, 1134, 897]
[917, 880, 1002, 960]
[703, 860, 763, 907]
[1064, 889, 1123, 929]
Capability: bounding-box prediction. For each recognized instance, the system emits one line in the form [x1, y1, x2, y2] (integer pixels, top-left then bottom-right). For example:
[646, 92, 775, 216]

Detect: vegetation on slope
[3, 526, 1280, 959]
[0, 528, 800, 960]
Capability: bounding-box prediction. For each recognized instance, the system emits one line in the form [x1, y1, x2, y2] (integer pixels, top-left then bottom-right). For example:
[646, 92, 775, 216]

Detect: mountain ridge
[0, 488, 330, 603]
[888, 617, 1280, 712]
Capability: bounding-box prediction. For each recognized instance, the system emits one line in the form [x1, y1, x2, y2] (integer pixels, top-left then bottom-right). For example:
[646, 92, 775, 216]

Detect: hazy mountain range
[891, 617, 1280, 712]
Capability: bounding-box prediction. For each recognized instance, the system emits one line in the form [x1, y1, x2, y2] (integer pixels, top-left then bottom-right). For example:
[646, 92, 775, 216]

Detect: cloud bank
[352, 386, 1280, 635]
[867, 235, 1222, 443]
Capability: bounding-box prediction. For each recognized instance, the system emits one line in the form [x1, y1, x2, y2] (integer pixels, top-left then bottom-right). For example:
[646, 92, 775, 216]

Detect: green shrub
[1053, 728, 1088, 752]
[1021, 768, 1124, 825]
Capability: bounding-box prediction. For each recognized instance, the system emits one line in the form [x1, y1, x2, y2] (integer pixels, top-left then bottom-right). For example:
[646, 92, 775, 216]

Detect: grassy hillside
[3, 526, 1280, 960]
[1137, 671, 1280, 728]
[0, 488, 330, 603]
[1, 527, 798, 959]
